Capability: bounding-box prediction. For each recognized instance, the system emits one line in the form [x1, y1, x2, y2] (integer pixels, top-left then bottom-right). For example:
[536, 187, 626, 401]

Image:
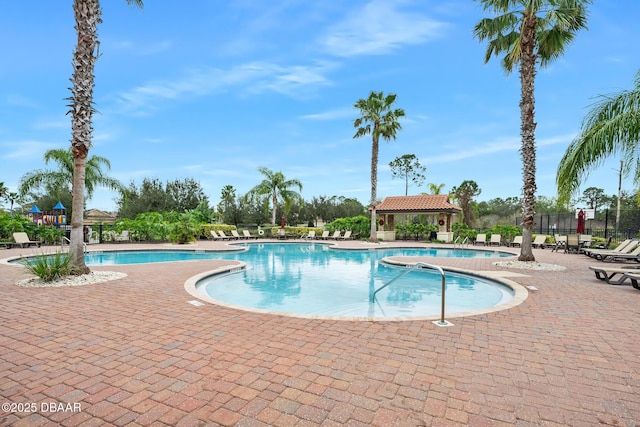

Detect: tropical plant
[167, 212, 200, 244]
[451, 180, 481, 228]
[0, 182, 8, 203]
[389, 154, 426, 196]
[65, 0, 143, 273]
[20, 252, 71, 282]
[473, 0, 590, 261]
[557, 70, 640, 203]
[248, 167, 303, 225]
[0, 212, 36, 240]
[326, 215, 371, 239]
[19, 148, 123, 202]
[353, 91, 405, 242]
[426, 183, 446, 195]
[6, 192, 22, 215]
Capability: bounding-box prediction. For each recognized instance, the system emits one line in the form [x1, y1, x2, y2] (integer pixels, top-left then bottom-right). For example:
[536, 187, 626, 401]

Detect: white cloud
[1, 140, 57, 160]
[320, 0, 448, 57]
[299, 107, 354, 121]
[113, 61, 337, 114]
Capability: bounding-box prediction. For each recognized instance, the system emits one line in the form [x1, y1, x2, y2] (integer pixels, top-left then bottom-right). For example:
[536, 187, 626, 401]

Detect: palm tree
[353, 91, 405, 243]
[248, 167, 303, 225]
[19, 148, 123, 201]
[427, 183, 446, 195]
[473, 0, 589, 261]
[67, 0, 143, 273]
[0, 182, 8, 205]
[557, 70, 640, 204]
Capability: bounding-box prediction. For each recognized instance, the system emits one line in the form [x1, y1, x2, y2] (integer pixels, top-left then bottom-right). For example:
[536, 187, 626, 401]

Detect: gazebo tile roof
[375, 195, 461, 213]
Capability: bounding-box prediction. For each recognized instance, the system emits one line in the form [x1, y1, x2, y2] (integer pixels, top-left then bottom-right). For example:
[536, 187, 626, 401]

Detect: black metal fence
[516, 208, 640, 241]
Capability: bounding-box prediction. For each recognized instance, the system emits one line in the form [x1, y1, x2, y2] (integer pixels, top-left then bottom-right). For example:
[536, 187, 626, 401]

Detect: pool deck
[1, 239, 638, 426]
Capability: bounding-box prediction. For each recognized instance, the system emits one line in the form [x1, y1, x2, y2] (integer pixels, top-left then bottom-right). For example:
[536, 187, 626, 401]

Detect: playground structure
[28, 201, 67, 226]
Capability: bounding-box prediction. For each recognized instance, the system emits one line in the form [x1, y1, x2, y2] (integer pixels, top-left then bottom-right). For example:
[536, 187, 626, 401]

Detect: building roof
[374, 195, 462, 213]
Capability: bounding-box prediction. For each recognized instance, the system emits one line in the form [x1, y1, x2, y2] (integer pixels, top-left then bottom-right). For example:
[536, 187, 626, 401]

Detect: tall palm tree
[19, 148, 123, 201]
[248, 167, 303, 225]
[557, 70, 640, 204]
[0, 182, 8, 204]
[473, 0, 589, 261]
[353, 91, 405, 243]
[67, 0, 142, 273]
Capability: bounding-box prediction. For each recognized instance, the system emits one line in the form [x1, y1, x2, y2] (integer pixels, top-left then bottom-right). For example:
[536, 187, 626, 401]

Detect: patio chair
[532, 235, 548, 249]
[589, 265, 640, 285]
[276, 229, 287, 240]
[319, 231, 330, 240]
[508, 236, 523, 247]
[302, 230, 315, 240]
[329, 231, 341, 239]
[488, 234, 502, 246]
[474, 233, 487, 246]
[12, 232, 41, 248]
[242, 230, 257, 239]
[565, 234, 580, 253]
[552, 235, 566, 252]
[230, 230, 243, 239]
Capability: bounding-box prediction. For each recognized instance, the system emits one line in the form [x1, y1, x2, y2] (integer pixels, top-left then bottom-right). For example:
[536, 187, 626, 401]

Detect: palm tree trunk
[68, 0, 101, 274]
[518, 14, 538, 262]
[272, 190, 278, 225]
[370, 134, 379, 243]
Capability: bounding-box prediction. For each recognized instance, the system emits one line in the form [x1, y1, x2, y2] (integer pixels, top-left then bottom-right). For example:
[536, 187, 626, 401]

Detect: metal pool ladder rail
[453, 236, 469, 249]
[61, 236, 87, 253]
[372, 262, 453, 326]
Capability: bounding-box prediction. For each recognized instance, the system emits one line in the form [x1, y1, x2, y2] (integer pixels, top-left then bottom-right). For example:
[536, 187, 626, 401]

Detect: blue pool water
[192, 243, 514, 318]
[78, 244, 513, 265]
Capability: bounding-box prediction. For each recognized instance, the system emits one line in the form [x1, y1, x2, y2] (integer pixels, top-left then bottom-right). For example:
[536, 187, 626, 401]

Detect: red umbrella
[281, 215, 285, 229]
[577, 209, 585, 234]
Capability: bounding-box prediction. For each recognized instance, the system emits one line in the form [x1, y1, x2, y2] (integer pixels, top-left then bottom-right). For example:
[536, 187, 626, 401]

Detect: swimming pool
[187, 243, 518, 319]
[68, 244, 514, 265]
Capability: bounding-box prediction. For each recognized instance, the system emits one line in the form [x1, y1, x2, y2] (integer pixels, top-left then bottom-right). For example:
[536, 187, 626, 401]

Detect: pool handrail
[61, 236, 87, 253]
[372, 261, 448, 324]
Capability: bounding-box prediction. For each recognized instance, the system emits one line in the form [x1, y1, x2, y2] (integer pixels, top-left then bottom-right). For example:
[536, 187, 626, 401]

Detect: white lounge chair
[302, 230, 315, 240]
[488, 234, 501, 246]
[318, 231, 330, 240]
[338, 230, 352, 240]
[242, 230, 257, 239]
[231, 230, 243, 239]
[532, 235, 548, 249]
[508, 236, 523, 247]
[12, 232, 41, 248]
[218, 230, 233, 240]
[589, 265, 640, 285]
[474, 234, 487, 246]
[329, 231, 341, 239]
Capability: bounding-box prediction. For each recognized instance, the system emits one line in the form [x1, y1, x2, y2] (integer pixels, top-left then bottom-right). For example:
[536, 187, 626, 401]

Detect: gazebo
[374, 195, 462, 242]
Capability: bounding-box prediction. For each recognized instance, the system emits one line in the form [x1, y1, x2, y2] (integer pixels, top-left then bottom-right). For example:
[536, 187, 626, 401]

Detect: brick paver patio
[1, 240, 638, 426]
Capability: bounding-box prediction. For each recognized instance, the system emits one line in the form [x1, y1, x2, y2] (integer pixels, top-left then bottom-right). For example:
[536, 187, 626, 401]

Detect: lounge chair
[218, 230, 234, 240]
[338, 230, 352, 240]
[583, 239, 635, 258]
[598, 244, 640, 263]
[12, 232, 41, 248]
[532, 235, 548, 249]
[318, 231, 330, 240]
[579, 234, 592, 249]
[474, 234, 487, 246]
[231, 230, 243, 239]
[488, 234, 501, 246]
[589, 265, 640, 285]
[508, 236, 523, 247]
[302, 230, 315, 240]
[329, 231, 341, 239]
[276, 229, 287, 240]
[619, 272, 640, 290]
[242, 230, 257, 239]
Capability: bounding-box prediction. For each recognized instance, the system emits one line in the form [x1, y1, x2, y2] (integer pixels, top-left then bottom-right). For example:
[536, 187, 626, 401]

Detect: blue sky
[1, 1, 639, 212]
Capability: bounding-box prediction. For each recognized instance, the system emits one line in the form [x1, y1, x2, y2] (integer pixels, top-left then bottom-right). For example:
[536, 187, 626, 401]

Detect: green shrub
[20, 252, 71, 282]
[167, 213, 200, 244]
[326, 215, 370, 238]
